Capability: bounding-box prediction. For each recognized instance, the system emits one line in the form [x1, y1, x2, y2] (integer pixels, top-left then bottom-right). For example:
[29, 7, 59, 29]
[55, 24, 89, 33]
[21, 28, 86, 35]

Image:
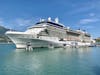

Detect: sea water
[0, 44, 100, 75]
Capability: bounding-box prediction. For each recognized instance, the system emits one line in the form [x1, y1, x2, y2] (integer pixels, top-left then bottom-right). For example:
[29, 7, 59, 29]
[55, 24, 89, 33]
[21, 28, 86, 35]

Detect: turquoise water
[0, 44, 100, 75]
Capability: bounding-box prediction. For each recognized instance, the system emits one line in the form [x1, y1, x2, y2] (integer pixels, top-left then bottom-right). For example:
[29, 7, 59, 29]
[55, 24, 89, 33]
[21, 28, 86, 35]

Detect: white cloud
[14, 18, 34, 26]
[0, 17, 40, 31]
[66, 0, 100, 15]
[79, 18, 99, 24]
[9, 17, 40, 31]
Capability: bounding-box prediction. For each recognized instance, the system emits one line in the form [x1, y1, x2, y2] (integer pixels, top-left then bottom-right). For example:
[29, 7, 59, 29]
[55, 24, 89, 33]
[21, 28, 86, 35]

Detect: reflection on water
[0, 44, 100, 75]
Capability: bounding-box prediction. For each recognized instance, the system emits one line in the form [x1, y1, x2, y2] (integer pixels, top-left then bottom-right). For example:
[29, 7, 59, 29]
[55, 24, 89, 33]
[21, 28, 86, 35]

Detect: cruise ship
[5, 17, 93, 49]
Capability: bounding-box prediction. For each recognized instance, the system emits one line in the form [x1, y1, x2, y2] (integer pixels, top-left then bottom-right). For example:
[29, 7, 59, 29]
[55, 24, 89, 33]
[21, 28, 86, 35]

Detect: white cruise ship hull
[6, 31, 92, 49]
[5, 31, 62, 49]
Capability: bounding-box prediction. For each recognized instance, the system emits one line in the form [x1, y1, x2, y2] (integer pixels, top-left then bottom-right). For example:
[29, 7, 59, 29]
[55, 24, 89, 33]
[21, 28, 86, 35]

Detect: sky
[0, 0, 100, 38]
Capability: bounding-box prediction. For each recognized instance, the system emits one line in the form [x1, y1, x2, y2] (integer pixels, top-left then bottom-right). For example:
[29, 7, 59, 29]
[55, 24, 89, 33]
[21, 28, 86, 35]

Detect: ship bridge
[34, 17, 65, 28]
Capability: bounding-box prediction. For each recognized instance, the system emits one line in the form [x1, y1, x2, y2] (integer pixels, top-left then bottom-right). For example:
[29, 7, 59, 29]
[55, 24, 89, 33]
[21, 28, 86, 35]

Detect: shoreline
[0, 42, 14, 44]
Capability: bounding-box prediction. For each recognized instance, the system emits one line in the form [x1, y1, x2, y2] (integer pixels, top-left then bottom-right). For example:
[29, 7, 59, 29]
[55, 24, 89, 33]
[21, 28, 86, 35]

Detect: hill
[0, 26, 12, 43]
[95, 37, 100, 42]
[0, 26, 9, 35]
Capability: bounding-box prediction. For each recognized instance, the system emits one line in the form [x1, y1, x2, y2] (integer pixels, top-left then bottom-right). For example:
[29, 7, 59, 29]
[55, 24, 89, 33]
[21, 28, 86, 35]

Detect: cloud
[14, 18, 34, 26]
[9, 18, 36, 31]
[0, 17, 42, 31]
[0, 17, 40, 31]
[9, 17, 41, 31]
[66, 0, 100, 15]
[79, 18, 100, 24]
[68, 7, 93, 15]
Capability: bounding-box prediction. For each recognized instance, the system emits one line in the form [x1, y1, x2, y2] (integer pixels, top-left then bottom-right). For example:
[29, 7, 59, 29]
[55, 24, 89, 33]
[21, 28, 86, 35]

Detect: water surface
[0, 44, 100, 75]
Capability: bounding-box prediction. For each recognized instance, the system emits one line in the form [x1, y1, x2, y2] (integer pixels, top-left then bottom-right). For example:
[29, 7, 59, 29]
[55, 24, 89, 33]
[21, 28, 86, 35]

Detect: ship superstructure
[6, 17, 93, 48]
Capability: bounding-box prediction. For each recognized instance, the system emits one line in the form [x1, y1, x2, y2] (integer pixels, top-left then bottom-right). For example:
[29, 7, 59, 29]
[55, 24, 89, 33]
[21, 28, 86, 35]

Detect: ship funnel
[48, 17, 51, 21]
[55, 17, 59, 23]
